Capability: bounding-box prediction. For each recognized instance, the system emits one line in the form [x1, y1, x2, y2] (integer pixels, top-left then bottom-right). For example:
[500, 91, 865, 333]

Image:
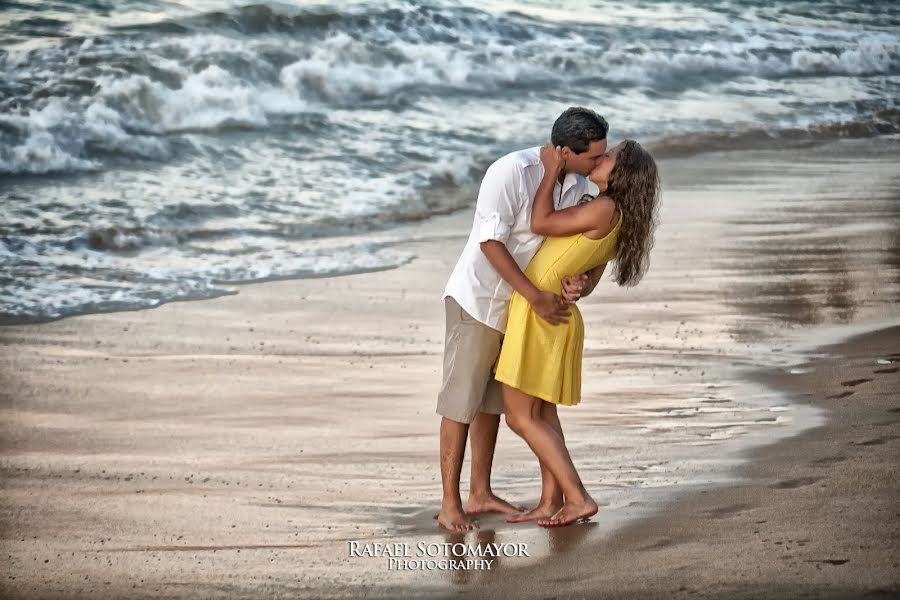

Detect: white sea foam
[2, 8, 896, 176]
[0, 233, 412, 323]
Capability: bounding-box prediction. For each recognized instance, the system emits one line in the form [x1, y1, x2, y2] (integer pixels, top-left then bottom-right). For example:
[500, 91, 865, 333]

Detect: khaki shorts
[436, 297, 504, 424]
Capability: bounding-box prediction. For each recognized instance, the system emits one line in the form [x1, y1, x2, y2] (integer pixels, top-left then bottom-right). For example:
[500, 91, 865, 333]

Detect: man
[437, 107, 610, 531]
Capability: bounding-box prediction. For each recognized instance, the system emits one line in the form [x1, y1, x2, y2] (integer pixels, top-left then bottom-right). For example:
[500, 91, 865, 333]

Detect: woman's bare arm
[531, 145, 614, 237]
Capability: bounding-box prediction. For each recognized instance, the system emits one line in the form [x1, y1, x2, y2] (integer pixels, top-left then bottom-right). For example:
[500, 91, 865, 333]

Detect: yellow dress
[494, 214, 622, 405]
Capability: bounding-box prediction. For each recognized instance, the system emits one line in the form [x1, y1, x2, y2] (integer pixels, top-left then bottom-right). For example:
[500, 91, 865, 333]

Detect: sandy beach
[472, 325, 899, 599]
[1, 139, 898, 599]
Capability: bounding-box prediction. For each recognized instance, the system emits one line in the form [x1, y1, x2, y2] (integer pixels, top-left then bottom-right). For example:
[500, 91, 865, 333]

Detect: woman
[495, 140, 660, 527]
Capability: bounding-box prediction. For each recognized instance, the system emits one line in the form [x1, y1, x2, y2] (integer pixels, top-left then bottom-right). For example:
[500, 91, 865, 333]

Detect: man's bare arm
[583, 262, 607, 297]
[480, 240, 570, 325]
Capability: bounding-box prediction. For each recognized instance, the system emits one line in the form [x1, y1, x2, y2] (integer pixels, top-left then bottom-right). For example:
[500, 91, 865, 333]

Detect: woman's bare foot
[537, 499, 598, 527]
[436, 507, 477, 532]
[506, 502, 564, 523]
[466, 493, 525, 515]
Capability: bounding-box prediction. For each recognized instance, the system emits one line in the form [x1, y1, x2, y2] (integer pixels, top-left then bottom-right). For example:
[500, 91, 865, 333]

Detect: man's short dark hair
[551, 107, 609, 154]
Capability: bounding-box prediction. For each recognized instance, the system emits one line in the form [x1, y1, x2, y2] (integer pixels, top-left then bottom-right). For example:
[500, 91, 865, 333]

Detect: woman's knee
[504, 410, 529, 435]
[502, 385, 536, 435]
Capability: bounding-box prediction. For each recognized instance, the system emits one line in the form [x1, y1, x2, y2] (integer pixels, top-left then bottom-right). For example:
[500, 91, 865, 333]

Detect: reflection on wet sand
[441, 530, 497, 586]
[886, 223, 900, 288]
[709, 140, 899, 334]
[421, 514, 601, 586]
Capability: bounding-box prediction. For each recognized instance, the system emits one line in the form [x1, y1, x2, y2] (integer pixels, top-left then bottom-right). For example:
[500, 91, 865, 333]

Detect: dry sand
[1, 139, 898, 598]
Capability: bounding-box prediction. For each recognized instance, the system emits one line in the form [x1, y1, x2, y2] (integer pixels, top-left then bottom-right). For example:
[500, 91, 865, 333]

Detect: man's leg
[466, 410, 523, 515]
[436, 297, 518, 523]
[438, 416, 476, 532]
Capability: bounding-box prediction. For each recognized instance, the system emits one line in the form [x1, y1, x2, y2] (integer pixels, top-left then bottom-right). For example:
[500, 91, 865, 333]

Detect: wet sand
[1, 138, 898, 598]
[472, 325, 900, 599]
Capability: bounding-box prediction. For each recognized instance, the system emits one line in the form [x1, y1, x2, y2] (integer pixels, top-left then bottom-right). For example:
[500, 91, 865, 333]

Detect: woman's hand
[540, 143, 564, 176]
[560, 274, 589, 305]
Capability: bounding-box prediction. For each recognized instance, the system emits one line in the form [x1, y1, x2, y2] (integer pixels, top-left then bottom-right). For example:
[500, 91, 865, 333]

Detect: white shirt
[443, 146, 592, 333]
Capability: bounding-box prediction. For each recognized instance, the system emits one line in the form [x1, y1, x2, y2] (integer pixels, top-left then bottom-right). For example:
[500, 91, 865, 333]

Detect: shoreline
[468, 324, 899, 599]
[3, 133, 897, 328]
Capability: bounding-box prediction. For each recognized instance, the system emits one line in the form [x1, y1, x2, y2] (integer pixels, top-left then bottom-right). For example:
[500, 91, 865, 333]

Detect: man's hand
[561, 274, 589, 305]
[529, 290, 570, 325]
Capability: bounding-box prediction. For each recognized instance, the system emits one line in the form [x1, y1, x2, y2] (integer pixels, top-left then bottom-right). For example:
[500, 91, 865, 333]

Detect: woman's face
[589, 142, 623, 191]
[563, 139, 607, 177]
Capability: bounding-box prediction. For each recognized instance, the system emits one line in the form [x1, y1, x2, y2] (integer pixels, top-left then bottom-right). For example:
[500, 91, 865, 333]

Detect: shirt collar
[553, 171, 584, 203]
[560, 171, 582, 196]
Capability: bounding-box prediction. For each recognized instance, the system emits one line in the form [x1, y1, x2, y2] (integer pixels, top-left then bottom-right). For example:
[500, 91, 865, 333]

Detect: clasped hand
[530, 274, 590, 326]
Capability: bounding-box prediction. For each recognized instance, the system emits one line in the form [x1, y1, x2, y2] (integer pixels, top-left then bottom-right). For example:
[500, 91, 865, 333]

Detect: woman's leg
[506, 401, 565, 522]
[502, 384, 597, 526]
[536, 403, 596, 526]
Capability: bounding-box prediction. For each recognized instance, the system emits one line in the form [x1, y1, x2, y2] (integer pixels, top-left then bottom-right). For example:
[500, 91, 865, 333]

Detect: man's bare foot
[466, 493, 525, 515]
[506, 502, 564, 523]
[537, 499, 598, 527]
[436, 507, 477, 532]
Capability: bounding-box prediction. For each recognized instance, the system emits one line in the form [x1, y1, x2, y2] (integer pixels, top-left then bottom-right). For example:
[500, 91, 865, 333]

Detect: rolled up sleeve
[474, 161, 522, 244]
[477, 211, 511, 244]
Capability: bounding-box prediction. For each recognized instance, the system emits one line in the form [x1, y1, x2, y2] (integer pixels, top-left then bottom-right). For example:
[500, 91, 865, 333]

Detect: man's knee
[472, 410, 501, 427]
[441, 416, 470, 437]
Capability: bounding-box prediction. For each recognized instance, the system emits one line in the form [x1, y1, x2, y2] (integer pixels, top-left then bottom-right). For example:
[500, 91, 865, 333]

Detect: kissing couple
[437, 107, 660, 531]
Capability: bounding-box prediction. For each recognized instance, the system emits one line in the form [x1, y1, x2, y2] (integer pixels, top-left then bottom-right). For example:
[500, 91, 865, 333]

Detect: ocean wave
[598, 35, 899, 88]
[63, 174, 479, 256]
[3, 1, 899, 325]
[0, 234, 413, 325]
[1, 3, 897, 175]
[118, 4, 348, 36]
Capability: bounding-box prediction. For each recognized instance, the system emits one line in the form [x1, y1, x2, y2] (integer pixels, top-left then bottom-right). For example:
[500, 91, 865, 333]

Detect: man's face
[563, 139, 607, 177]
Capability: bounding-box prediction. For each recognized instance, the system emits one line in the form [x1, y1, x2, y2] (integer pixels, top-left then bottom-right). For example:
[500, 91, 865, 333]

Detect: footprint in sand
[811, 455, 848, 466]
[874, 367, 898, 374]
[637, 537, 678, 551]
[841, 378, 872, 387]
[770, 476, 823, 489]
[855, 435, 900, 446]
[702, 503, 753, 519]
[827, 391, 854, 400]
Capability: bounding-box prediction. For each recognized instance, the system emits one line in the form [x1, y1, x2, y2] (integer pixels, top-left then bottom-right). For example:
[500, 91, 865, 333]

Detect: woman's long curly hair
[604, 140, 660, 287]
